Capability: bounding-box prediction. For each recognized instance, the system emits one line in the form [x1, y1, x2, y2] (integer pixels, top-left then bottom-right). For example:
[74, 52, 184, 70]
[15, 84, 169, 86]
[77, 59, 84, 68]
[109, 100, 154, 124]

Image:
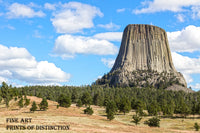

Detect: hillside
[0, 96, 199, 133]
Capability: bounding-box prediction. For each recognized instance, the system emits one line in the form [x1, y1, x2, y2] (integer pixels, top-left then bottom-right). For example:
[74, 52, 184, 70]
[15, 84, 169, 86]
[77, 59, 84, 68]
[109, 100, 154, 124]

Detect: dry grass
[0, 96, 199, 133]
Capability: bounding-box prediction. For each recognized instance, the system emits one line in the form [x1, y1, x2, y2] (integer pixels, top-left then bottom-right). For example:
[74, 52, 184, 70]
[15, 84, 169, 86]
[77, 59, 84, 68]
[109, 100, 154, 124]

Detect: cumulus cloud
[93, 32, 123, 42]
[6, 3, 45, 19]
[191, 83, 200, 90]
[167, 25, 200, 52]
[0, 44, 70, 85]
[53, 34, 118, 59]
[98, 22, 120, 31]
[51, 2, 103, 33]
[101, 58, 115, 68]
[133, 0, 200, 14]
[172, 52, 200, 85]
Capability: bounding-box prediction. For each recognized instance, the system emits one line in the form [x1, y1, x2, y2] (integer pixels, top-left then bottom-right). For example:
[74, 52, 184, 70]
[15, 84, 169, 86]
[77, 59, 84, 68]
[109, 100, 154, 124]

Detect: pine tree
[30, 101, 37, 112]
[144, 117, 160, 127]
[81, 92, 92, 106]
[24, 98, 30, 107]
[106, 100, 117, 120]
[76, 99, 82, 107]
[39, 98, 48, 111]
[119, 98, 131, 115]
[194, 122, 199, 131]
[1, 82, 10, 108]
[132, 114, 142, 125]
[18, 97, 24, 108]
[58, 94, 71, 108]
[84, 106, 93, 115]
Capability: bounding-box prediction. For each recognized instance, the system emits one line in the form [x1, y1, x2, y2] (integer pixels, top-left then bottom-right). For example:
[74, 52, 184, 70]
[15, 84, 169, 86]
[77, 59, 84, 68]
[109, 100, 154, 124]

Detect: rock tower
[96, 24, 190, 92]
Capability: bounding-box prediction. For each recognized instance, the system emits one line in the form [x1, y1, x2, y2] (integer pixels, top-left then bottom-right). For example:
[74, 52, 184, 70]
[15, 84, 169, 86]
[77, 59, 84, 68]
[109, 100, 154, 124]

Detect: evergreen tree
[76, 99, 83, 107]
[119, 97, 131, 115]
[1, 82, 10, 108]
[144, 117, 160, 127]
[30, 101, 37, 112]
[148, 101, 160, 116]
[18, 97, 24, 108]
[106, 100, 117, 120]
[39, 98, 48, 111]
[84, 106, 93, 115]
[24, 98, 30, 107]
[132, 114, 142, 125]
[194, 122, 199, 131]
[58, 94, 71, 108]
[81, 92, 92, 106]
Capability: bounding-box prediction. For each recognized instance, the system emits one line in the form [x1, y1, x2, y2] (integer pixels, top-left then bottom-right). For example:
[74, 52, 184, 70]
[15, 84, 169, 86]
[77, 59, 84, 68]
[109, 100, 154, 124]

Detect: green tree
[106, 100, 117, 120]
[1, 82, 10, 108]
[148, 101, 160, 116]
[39, 98, 48, 111]
[76, 99, 83, 107]
[119, 98, 131, 115]
[58, 94, 71, 108]
[81, 92, 92, 106]
[144, 117, 160, 127]
[30, 101, 37, 112]
[135, 100, 144, 116]
[84, 106, 93, 115]
[194, 122, 199, 131]
[18, 97, 24, 108]
[132, 114, 142, 126]
[24, 98, 30, 107]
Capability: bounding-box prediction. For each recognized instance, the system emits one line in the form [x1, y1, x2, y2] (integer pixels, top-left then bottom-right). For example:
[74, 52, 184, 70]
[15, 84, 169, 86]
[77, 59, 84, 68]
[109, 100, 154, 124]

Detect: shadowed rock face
[96, 24, 188, 90]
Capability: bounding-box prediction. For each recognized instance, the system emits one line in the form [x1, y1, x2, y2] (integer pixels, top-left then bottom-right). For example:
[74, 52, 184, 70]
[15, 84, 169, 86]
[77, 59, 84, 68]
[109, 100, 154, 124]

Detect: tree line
[1, 82, 200, 120]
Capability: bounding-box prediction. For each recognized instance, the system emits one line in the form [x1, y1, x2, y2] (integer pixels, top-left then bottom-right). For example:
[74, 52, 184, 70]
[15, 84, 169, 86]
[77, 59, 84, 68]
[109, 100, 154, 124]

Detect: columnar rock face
[111, 24, 175, 73]
[96, 24, 188, 91]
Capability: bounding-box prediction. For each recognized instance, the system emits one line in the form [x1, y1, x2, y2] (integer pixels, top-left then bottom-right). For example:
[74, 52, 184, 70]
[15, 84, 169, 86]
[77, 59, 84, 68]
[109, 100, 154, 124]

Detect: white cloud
[44, 3, 56, 10]
[176, 14, 185, 22]
[191, 83, 200, 90]
[51, 2, 103, 33]
[192, 6, 200, 19]
[172, 52, 200, 84]
[0, 44, 70, 85]
[167, 25, 200, 52]
[134, 0, 200, 14]
[53, 34, 118, 59]
[101, 58, 115, 68]
[6, 3, 45, 19]
[93, 32, 123, 42]
[98, 22, 120, 31]
[117, 8, 126, 13]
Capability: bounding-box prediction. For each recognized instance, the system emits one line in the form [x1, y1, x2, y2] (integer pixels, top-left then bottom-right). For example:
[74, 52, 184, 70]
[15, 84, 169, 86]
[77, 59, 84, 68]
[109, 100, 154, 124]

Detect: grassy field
[0, 96, 199, 133]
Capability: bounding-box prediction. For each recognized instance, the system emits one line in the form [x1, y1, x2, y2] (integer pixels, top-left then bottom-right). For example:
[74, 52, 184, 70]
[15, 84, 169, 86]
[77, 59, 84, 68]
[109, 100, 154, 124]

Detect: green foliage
[57, 105, 59, 109]
[147, 101, 160, 116]
[58, 94, 71, 108]
[106, 100, 117, 120]
[84, 106, 93, 115]
[194, 122, 199, 131]
[144, 117, 160, 127]
[30, 101, 37, 112]
[76, 99, 83, 107]
[119, 97, 131, 115]
[18, 97, 24, 108]
[39, 98, 48, 111]
[1, 82, 10, 108]
[132, 114, 142, 125]
[24, 98, 30, 107]
[81, 92, 92, 106]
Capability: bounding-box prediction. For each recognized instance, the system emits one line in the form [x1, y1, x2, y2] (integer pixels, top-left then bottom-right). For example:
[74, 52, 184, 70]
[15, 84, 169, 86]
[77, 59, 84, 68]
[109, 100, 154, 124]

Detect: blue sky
[0, 0, 200, 90]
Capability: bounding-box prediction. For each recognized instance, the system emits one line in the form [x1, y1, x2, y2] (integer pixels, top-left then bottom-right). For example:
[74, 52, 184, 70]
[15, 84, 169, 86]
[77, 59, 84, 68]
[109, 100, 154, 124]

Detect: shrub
[144, 117, 160, 127]
[84, 106, 93, 115]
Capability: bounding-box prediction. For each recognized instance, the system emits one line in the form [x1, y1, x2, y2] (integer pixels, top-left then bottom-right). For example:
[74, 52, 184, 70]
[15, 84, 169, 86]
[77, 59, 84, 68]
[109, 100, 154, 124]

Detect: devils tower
[96, 24, 190, 92]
